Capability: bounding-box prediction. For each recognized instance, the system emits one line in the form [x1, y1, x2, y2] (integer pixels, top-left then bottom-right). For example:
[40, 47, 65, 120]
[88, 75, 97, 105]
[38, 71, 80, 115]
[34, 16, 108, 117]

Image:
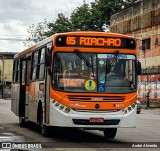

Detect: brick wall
[110, 0, 160, 69]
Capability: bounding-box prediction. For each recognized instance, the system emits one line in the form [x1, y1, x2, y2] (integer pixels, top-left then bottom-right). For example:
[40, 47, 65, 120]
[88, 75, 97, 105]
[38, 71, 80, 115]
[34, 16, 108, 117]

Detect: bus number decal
[66, 36, 76, 45]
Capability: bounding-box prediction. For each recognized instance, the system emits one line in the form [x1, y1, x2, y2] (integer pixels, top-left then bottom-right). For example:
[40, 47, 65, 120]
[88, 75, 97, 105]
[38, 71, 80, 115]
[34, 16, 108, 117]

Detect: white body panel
[11, 83, 20, 116]
[49, 100, 137, 128]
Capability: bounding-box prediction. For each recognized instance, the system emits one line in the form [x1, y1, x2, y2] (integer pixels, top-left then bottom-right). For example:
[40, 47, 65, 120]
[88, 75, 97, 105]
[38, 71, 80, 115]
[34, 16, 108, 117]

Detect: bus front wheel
[103, 128, 117, 139]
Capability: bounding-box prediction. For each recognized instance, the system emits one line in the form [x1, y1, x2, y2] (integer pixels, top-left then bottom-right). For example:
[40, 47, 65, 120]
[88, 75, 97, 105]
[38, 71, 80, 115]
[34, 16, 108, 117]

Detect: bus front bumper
[49, 102, 137, 129]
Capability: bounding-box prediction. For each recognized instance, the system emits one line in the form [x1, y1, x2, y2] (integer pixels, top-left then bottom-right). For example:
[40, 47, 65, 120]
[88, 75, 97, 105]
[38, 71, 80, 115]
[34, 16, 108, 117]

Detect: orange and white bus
[11, 31, 141, 138]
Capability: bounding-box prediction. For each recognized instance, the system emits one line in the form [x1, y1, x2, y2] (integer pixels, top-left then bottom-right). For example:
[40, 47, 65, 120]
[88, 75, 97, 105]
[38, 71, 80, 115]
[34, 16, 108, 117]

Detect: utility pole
[146, 90, 150, 108]
[2, 54, 4, 98]
[0, 54, 4, 98]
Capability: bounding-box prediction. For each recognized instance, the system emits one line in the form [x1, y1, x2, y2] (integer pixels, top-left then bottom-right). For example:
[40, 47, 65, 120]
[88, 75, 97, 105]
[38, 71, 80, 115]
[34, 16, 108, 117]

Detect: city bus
[11, 31, 141, 138]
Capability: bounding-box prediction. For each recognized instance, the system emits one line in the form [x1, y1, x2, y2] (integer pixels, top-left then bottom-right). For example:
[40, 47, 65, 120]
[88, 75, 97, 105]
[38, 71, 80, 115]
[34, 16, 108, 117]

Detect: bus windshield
[52, 52, 137, 93]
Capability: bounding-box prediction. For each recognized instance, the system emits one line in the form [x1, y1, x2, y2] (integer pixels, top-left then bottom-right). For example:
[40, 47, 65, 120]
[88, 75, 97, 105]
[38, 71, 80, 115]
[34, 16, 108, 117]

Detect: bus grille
[68, 96, 125, 102]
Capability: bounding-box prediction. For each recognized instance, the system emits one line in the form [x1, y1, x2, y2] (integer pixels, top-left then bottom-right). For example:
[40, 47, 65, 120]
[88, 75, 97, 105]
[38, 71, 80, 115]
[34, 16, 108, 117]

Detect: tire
[19, 117, 27, 127]
[103, 128, 117, 139]
[137, 111, 141, 114]
[41, 124, 49, 137]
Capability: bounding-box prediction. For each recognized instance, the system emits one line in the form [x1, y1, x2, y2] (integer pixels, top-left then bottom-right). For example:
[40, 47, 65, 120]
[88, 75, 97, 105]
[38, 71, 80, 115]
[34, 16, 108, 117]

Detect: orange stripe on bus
[26, 86, 29, 92]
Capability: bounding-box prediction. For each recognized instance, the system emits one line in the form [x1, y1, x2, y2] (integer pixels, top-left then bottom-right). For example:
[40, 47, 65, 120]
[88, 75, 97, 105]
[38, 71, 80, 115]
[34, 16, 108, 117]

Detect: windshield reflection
[52, 52, 137, 93]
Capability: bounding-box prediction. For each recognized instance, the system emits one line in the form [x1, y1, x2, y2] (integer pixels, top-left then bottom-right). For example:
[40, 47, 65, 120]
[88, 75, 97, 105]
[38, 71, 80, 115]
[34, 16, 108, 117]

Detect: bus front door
[18, 58, 30, 126]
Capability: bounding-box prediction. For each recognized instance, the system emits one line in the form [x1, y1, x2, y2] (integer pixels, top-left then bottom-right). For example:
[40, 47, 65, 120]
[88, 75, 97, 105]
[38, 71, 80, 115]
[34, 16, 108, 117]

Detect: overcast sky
[0, 0, 94, 53]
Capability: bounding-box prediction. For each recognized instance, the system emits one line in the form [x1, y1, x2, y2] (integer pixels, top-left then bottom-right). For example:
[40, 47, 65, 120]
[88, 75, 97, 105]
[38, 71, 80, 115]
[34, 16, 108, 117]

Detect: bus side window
[13, 60, 17, 83]
[26, 60, 31, 85]
[31, 51, 39, 81]
[17, 60, 20, 83]
[38, 48, 45, 80]
[22, 61, 26, 85]
[13, 59, 20, 83]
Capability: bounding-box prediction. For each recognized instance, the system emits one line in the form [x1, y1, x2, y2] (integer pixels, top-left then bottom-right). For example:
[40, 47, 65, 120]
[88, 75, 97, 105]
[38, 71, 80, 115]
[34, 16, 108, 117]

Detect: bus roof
[54, 31, 134, 38]
[14, 35, 53, 59]
[14, 31, 135, 59]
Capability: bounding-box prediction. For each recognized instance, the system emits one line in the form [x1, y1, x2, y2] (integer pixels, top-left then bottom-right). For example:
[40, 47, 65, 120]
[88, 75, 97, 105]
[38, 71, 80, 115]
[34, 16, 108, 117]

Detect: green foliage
[46, 13, 73, 37]
[90, 0, 123, 31]
[70, 2, 92, 31]
[25, 0, 137, 46]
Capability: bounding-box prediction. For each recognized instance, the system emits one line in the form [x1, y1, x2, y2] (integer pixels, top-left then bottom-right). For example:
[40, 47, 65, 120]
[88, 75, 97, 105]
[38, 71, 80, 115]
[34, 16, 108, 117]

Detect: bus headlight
[59, 105, 64, 110]
[55, 102, 60, 107]
[64, 108, 71, 113]
[128, 106, 132, 111]
[122, 102, 136, 114]
[53, 101, 71, 113]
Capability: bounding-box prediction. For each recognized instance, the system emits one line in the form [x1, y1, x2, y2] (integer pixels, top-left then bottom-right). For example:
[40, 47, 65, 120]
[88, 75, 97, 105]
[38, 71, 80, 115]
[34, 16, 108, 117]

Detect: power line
[0, 38, 27, 41]
[0, 34, 27, 36]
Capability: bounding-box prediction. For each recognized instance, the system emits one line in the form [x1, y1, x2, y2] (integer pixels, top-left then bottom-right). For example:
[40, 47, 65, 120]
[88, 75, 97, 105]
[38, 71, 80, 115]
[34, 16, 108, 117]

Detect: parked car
[136, 100, 141, 114]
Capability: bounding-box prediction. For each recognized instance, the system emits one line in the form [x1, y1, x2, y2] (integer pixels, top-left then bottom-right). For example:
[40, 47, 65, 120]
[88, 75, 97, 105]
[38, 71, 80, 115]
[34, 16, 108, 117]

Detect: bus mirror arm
[45, 43, 53, 67]
[45, 57, 51, 66]
[136, 60, 141, 75]
[45, 53, 52, 75]
[45, 51, 52, 67]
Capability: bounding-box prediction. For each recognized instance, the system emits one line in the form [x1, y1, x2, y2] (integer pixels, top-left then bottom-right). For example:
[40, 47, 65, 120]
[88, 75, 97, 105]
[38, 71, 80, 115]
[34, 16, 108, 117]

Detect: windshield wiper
[74, 49, 95, 78]
[74, 49, 93, 68]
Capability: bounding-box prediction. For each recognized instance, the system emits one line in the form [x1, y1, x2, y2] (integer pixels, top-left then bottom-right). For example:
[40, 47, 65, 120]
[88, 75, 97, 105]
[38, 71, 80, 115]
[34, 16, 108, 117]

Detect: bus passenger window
[31, 51, 39, 81]
[13, 60, 17, 83]
[22, 61, 26, 85]
[13, 59, 20, 83]
[26, 60, 31, 85]
[17, 60, 20, 83]
[39, 48, 45, 79]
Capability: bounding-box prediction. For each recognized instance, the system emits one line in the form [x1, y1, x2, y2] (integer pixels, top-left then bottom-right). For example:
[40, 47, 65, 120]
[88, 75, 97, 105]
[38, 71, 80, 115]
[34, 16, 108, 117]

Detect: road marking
[0, 136, 11, 139]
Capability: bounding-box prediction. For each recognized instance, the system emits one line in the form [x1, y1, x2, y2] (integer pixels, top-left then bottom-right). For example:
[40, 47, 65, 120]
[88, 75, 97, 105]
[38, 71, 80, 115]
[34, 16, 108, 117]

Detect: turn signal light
[122, 102, 137, 114]
[53, 101, 71, 113]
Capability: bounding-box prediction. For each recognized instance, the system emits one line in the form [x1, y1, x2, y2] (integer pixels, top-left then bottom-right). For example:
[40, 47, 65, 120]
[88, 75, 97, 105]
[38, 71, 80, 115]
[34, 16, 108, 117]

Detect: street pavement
[0, 99, 160, 151]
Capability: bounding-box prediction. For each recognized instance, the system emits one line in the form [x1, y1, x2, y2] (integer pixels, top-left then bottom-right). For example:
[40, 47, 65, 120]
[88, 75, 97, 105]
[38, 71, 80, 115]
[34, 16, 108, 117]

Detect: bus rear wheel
[103, 128, 117, 139]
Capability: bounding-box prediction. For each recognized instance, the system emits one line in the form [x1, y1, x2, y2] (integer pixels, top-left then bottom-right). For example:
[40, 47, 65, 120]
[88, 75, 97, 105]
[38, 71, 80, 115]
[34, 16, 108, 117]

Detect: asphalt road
[0, 99, 160, 151]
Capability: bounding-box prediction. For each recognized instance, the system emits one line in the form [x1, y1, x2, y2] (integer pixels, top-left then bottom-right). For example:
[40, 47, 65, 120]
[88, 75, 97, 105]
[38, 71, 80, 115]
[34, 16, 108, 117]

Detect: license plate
[89, 118, 104, 123]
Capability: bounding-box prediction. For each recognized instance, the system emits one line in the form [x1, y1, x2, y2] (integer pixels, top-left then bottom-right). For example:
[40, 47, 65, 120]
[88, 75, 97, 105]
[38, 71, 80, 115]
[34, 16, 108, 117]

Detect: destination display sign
[55, 35, 136, 49]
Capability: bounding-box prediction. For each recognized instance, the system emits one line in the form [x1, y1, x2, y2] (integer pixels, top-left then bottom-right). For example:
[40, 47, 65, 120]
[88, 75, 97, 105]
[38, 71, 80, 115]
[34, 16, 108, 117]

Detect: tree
[24, 19, 48, 47]
[89, 0, 124, 31]
[74, 0, 136, 31]
[45, 13, 73, 37]
[25, 14, 72, 47]
[70, 2, 92, 31]
[25, 0, 138, 46]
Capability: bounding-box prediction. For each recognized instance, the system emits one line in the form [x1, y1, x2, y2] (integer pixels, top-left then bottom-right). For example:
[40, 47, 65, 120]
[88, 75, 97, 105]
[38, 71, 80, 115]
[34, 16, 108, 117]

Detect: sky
[0, 0, 95, 53]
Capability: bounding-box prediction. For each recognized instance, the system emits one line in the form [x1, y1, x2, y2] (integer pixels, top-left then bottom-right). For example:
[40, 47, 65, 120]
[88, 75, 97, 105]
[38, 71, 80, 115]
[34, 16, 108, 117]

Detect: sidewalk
[141, 108, 160, 116]
[139, 99, 160, 108]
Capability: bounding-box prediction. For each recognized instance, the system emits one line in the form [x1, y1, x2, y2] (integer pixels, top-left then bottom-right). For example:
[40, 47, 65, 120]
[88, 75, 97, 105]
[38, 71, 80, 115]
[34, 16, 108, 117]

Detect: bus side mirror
[136, 60, 141, 75]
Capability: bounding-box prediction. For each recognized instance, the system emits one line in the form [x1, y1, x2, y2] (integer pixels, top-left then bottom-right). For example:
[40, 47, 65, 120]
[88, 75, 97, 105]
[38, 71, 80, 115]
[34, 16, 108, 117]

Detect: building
[0, 52, 17, 98]
[110, 0, 160, 103]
